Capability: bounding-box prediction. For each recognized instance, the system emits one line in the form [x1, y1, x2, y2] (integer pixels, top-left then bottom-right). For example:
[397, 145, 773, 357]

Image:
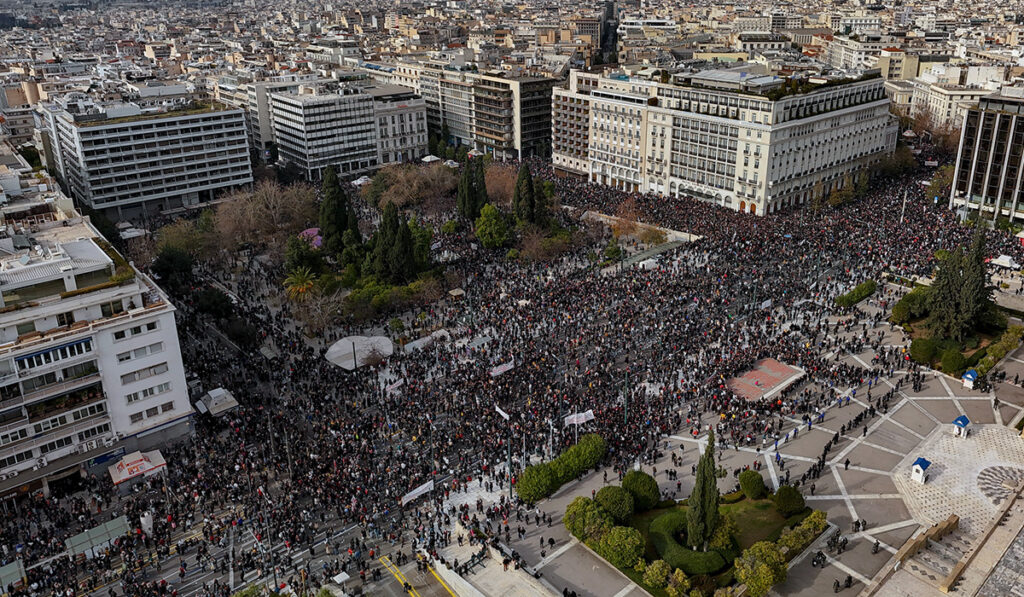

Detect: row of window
[117, 342, 164, 364]
[129, 401, 174, 424]
[126, 381, 171, 404]
[113, 321, 158, 341]
[17, 339, 93, 372]
[33, 401, 106, 435]
[121, 362, 169, 386]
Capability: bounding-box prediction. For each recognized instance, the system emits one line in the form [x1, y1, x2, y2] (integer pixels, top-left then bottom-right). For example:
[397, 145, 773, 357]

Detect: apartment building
[41, 94, 252, 219]
[950, 88, 1024, 222]
[910, 80, 991, 130]
[269, 83, 427, 181]
[552, 68, 897, 215]
[0, 161, 191, 498]
[824, 35, 897, 71]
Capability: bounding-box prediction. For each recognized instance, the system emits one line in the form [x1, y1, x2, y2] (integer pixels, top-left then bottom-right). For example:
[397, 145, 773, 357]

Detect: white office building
[41, 93, 252, 219]
[270, 83, 427, 181]
[552, 68, 897, 215]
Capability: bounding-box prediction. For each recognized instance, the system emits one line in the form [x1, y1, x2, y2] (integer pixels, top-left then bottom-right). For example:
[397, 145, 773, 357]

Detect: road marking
[534, 538, 577, 570]
[612, 584, 636, 597]
[229, 525, 235, 590]
[380, 556, 420, 597]
[422, 558, 458, 597]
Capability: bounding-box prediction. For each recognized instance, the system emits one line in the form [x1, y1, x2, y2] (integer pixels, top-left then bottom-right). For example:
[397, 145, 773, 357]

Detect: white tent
[421, 155, 441, 163]
[326, 336, 394, 370]
[197, 387, 239, 416]
[108, 450, 167, 485]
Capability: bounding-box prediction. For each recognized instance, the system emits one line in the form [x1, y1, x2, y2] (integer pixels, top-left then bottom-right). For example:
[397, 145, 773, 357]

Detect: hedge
[976, 325, 1024, 375]
[910, 337, 937, 364]
[836, 279, 876, 308]
[940, 348, 966, 375]
[720, 490, 745, 504]
[890, 286, 930, 324]
[517, 434, 606, 502]
[595, 525, 644, 569]
[622, 470, 660, 512]
[564, 496, 613, 544]
[649, 510, 728, 576]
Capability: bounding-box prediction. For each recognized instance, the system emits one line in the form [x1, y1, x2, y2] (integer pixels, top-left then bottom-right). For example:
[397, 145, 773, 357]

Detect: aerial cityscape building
[0, 1, 1022, 597]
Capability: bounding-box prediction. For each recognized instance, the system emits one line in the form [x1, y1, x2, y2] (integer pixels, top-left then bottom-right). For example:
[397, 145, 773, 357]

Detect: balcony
[22, 370, 101, 406]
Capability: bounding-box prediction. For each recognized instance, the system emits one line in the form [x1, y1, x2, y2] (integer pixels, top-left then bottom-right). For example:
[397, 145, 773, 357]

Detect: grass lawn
[720, 498, 789, 548]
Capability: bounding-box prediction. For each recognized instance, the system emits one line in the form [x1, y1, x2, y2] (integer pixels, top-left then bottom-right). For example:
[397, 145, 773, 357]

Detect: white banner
[490, 361, 515, 377]
[495, 405, 510, 420]
[564, 409, 595, 427]
[400, 479, 435, 507]
[386, 379, 404, 393]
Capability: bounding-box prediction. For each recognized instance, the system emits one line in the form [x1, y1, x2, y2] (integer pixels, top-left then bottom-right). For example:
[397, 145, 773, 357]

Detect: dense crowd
[2, 153, 1022, 597]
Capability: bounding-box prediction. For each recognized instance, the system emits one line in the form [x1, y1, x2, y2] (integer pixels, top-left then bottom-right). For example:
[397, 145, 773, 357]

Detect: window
[145, 407, 158, 417]
[17, 340, 93, 371]
[77, 422, 110, 442]
[56, 312, 75, 327]
[113, 321, 158, 342]
[39, 435, 73, 455]
[121, 362, 169, 385]
[101, 301, 125, 318]
[0, 449, 33, 468]
[16, 322, 35, 336]
[129, 412, 144, 424]
[161, 402, 174, 413]
[0, 428, 27, 447]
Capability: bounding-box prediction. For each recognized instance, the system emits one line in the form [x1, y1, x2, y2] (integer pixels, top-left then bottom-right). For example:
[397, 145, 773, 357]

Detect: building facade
[950, 88, 1024, 222]
[0, 173, 191, 499]
[269, 83, 427, 181]
[42, 94, 252, 219]
[553, 69, 897, 215]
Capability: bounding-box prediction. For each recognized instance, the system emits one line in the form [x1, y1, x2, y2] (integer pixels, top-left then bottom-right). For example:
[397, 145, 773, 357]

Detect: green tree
[622, 470, 660, 512]
[475, 204, 509, 248]
[596, 526, 644, 568]
[319, 166, 349, 257]
[666, 568, 691, 597]
[734, 541, 787, 597]
[456, 163, 471, 219]
[738, 469, 766, 500]
[941, 348, 966, 374]
[473, 159, 488, 218]
[373, 202, 401, 280]
[388, 220, 414, 284]
[773, 485, 806, 517]
[688, 429, 720, 550]
[563, 496, 612, 544]
[513, 163, 537, 224]
[285, 234, 323, 273]
[961, 229, 992, 330]
[408, 217, 433, 272]
[643, 559, 672, 588]
[927, 164, 955, 200]
[284, 266, 317, 302]
[517, 463, 556, 503]
[152, 246, 194, 296]
[595, 486, 635, 523]
[928, 247, 966, 342]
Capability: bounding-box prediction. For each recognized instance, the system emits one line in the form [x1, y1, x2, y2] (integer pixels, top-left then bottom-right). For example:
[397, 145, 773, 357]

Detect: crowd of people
[2, 151, 1022, 597]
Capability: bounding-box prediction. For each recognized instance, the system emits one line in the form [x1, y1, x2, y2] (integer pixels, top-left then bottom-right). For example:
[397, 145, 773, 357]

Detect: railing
[0, 414, 111, 461]
[21, 372, 101, 405]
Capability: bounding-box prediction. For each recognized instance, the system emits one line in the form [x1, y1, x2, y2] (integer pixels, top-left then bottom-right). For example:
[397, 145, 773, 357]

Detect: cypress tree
[928, 247, 966, 341]
[389, 220, 414, 284]
[373, 202, 400, 280]
[319, 166, 348, 257]
[457, 164, 471, 219]
[961, 229, 991, 329]
[688, 428, 719, 551]
[513, 163, 535, 224]
[473, 158, 488, 220]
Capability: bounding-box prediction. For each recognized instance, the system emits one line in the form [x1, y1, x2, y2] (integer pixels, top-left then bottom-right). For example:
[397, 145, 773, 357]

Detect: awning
[108, 450, 166, 485]
[65, 516, 130, 557]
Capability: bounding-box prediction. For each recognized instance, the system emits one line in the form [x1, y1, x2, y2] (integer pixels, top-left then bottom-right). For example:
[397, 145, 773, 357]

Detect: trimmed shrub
[773, 486, 806, 517]
[940, 348, 966, 375]
[720, 490, 745, 504]
[516, 463, 556, 503]
[836, 279, 876, 308]
[643, 559, 672, 589]
[738, 470, 766, 500]
[910, 337, 937, 364]
[622, 470, 660, 511]
[518, 434, 606, 502]
[595, 526, 644, 569]
[564, 497, 613, 544]
[708, 516, 738, 553]
[890, 300, 911, 325]
[596, 486, 635, 523]
[649, 510, 728, 576]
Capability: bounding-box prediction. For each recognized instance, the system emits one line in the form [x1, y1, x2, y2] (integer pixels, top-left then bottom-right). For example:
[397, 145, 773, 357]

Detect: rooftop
[75, 101, 232, 127]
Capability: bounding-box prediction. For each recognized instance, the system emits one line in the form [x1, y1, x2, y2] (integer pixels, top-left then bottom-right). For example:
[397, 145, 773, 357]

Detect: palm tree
[283, 267, 316, 302]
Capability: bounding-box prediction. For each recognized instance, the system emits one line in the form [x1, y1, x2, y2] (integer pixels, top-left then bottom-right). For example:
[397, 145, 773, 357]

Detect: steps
[906, 529, 975, 587]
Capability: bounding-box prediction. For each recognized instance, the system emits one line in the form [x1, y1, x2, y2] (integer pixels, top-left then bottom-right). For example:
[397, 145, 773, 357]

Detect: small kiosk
[962, 369, 979, 389]
[912, 457, 931, 484]
[952, 415, 971, 439]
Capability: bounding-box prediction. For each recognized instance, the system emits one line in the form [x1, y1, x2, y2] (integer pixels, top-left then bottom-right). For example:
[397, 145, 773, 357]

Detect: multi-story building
[910, 80, 991, 130]
[42, 94, 252, 219]
[824, 35, 897, 71]
[552, 68, 897, 215]
[423, 66, 556, 160]
[269, 83, 427, 181]
[0, 154, 192, 498]
[949, 87, 1024, 222]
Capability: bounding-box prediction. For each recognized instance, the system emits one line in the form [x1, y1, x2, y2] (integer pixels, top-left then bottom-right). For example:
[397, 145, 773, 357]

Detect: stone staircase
[906, 529, 974, 586]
